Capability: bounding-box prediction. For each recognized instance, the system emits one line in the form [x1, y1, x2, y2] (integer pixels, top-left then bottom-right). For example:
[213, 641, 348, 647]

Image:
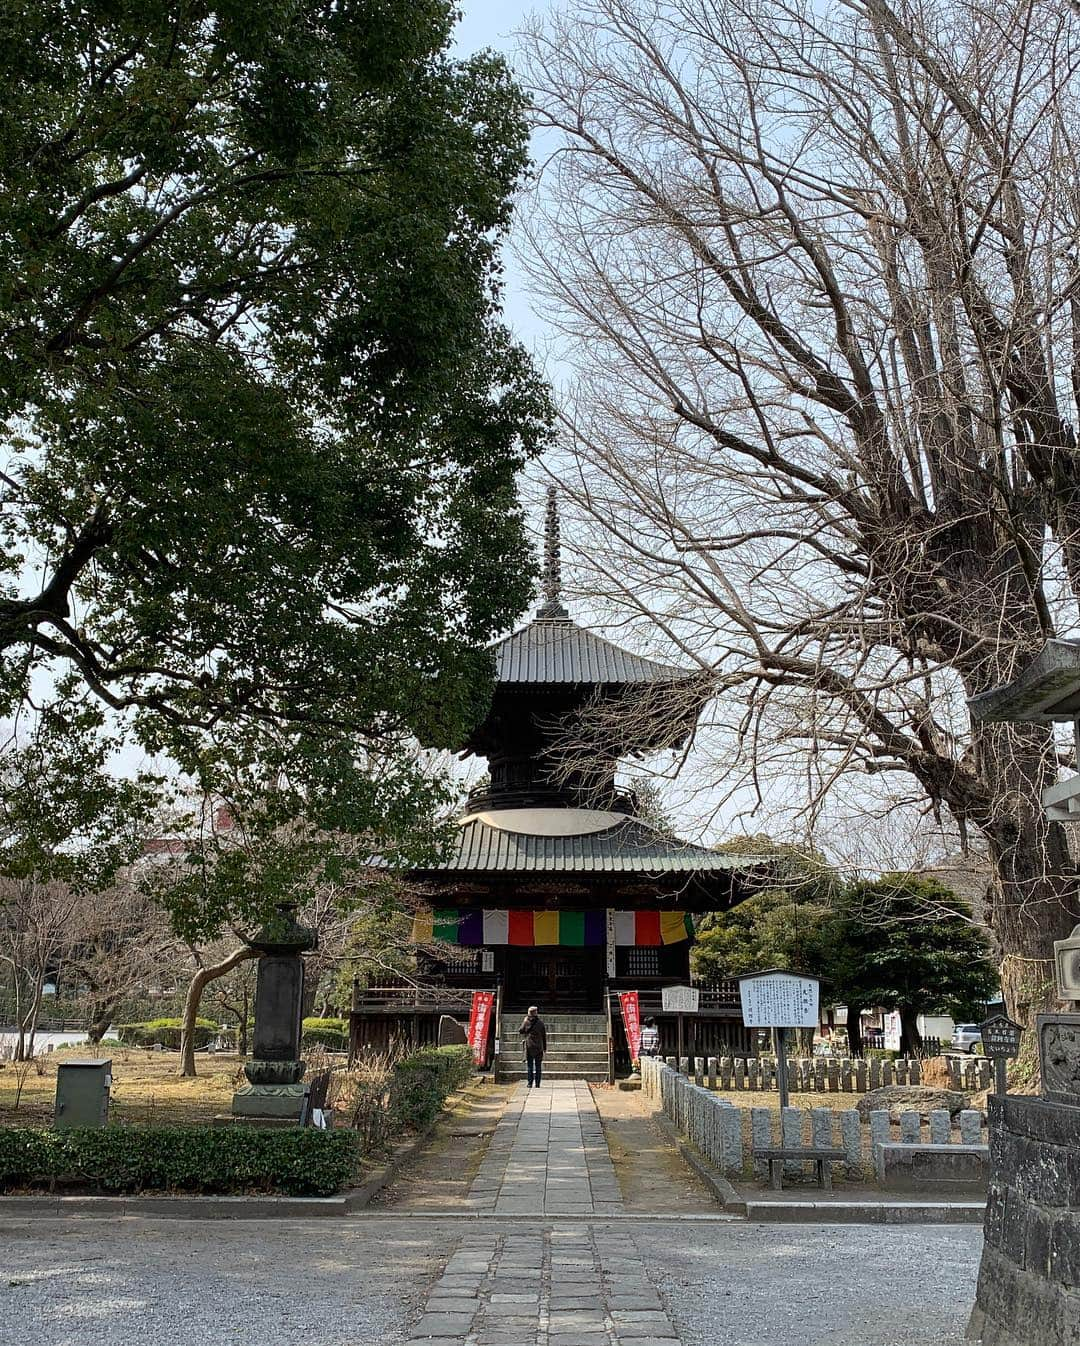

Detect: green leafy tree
[0, 0, 550, 837]
[814, 875, 999, 1055]
[692, 836, 838, 981]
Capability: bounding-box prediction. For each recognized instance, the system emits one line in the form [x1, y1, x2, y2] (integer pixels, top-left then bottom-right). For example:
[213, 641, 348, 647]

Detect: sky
[452, 1, 557, 354]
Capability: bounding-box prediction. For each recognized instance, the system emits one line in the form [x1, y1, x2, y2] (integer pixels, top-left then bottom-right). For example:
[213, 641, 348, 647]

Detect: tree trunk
[179, 946, 259, 1077]
[899, 1005, 922, 1057]
[978, 723, 1080, 1082]
[845, 1007, 864, 1057]
[85, 995, 120, 1045]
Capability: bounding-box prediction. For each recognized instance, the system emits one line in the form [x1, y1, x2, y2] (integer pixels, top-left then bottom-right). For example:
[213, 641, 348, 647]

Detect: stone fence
[655, 1052, 992, 1093]
[640, 1057, 987, 1179]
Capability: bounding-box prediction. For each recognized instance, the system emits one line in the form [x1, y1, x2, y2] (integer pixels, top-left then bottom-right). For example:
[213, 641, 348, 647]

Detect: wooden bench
[752, 1146, 846, 1191]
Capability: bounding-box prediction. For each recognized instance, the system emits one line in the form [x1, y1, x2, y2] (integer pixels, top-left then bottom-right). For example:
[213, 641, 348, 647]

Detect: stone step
[506, 1015, 607, 1031]
[498, 1067, 610, 1081]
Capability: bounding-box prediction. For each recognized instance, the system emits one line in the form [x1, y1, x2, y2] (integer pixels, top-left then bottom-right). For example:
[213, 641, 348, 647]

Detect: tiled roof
[491, 618, 695, 686]
[416, 815, 759, 875]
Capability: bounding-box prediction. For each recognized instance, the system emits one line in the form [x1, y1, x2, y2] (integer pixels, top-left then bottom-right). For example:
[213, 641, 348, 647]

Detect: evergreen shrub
[301, 1017, 348, 1050]
[0, 1125, 360, 1196]
[115, 1018, 217, 1049]
[388, 1045, 474, 1132]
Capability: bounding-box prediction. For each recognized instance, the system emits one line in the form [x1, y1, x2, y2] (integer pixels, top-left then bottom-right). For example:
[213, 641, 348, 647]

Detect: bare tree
[0, 876, 78, 1059]
[521, 0, 1080, 1033]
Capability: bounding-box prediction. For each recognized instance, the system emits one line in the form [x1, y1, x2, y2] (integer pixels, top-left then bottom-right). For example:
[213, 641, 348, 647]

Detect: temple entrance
[504, 946, 605, 1012]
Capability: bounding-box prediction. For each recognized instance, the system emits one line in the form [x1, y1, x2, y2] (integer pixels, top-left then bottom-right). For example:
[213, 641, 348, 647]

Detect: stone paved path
[404, 1083, 682, 1343]
[407, 1225, 680, 1346]
[466, 1082, 622, 1216]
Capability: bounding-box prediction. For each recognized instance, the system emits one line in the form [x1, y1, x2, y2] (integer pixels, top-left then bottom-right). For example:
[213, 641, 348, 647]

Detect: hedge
[389, 1045, 474, 1132]
[0, 1126, 360, 1196]
[301, 1017, 348, 1050]
[116, 1018, 217, 1050]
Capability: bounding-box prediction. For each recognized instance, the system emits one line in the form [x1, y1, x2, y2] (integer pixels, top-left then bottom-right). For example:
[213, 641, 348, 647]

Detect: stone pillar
[782, 1106, 803, 1177]
[840, 1110, 862, 1177]
[721, 1104, 742, 1174]
[869, 1109, 890, 1154]
[899, 1109, 921, 1144]
[231, 905, 316, 1122]
[707, 1057, 717, 1090]
[855, 1060, 868, 1092]
[959, 1108, 982, 1145]
[929, 1109, 951, 1146]
[751, 1106, 771, 1178]
[811, 1106, 832, 1151]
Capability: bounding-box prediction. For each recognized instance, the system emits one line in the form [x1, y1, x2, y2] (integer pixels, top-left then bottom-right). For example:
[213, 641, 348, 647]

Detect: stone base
[213, 1113, 303, 1129]
[231, 1083, 308, 1121]
[968, 1094, 1080, 1345]
[874, 1141, 989, 1192]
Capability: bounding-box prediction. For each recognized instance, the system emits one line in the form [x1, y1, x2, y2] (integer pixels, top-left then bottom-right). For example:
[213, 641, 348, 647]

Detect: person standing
[519, 1005, 548, 1088]
[640, 1017, 660, 1058]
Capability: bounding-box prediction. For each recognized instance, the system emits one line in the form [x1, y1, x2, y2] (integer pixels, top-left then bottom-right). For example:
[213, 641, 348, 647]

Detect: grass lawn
[0, 1049, 242, 1129]
[708, 1089, 866, 1112]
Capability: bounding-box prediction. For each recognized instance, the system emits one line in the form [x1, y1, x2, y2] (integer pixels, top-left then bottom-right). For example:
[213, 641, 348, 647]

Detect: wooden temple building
[350, 493, 768, 1078]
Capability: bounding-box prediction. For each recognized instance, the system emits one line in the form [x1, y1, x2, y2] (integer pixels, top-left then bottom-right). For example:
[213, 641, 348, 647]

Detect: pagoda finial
[537, 485, 569, 620]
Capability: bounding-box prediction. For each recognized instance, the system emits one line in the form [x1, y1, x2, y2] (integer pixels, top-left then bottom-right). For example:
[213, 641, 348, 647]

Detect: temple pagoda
[351, 491, 767, 1077]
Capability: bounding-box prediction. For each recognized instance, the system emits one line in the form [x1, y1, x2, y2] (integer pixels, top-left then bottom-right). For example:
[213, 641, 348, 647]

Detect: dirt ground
[376, 1080, 513, 1209]
[0, 1048, 241, 1128]
[590, 1083, 718, 1212]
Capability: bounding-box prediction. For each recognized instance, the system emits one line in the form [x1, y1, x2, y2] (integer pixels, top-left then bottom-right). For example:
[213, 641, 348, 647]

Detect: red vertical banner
[619, 991, 642, 1061]
[467, 990, 495, 1066]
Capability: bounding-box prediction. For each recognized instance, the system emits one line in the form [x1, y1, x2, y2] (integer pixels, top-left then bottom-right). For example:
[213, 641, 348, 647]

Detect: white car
[950, 1023, 982, 1053]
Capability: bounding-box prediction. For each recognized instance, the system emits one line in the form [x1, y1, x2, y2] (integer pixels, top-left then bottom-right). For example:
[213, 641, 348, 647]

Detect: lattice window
[624, 947, 661, 977]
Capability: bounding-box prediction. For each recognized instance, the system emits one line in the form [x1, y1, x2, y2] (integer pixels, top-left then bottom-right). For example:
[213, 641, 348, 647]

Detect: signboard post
[980, 1012, 1023, 1097]
[738, 970, 820, 1110]
[883, 1011, 902, 1053]
[662, 986, 700, 1073]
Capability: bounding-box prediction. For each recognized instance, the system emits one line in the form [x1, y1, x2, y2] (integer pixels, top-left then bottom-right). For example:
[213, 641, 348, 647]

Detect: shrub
[115, 1018, 217, 1050]
[0, 1125, 360, 1197]
[388, 1045, 474, 1132]
[301, 1017, 348, 1050]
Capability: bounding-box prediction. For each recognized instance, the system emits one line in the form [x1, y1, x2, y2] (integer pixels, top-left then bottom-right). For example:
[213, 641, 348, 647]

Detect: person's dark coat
[519, 1013, 547, 1058]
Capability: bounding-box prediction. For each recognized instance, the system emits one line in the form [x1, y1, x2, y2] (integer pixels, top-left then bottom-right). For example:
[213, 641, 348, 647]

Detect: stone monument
[231, 903, 316, 1123]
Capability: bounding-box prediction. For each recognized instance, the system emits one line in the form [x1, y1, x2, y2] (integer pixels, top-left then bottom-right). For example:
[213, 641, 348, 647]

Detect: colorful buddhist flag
[533, 910, 559, 945]
[613, 910, 636, 946]
[411, 907, 693, 947]
[559, 911, 585, 946]
[411, 909, 460, 943]
[583, 910, 606, 946]
[660, 911, 694, 944]
[458, 910, 484, 945]
[635, 910, 662, 946]
[482, 909, 509, 944]
[508, 910, 534, 945]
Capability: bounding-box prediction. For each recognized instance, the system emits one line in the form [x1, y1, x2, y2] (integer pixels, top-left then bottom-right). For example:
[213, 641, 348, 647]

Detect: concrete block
[874, 1141, 989, 1192]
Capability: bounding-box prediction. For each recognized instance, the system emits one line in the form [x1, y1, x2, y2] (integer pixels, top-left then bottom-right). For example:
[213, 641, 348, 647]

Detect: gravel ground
[639, 1218, 981, 1345]
[0, 1214, 982, 1346]
[0, 1215, 447, 1346]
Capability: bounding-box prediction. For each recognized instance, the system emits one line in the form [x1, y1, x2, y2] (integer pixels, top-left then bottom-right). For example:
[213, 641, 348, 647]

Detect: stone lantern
[230, 903, 316, 1123]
